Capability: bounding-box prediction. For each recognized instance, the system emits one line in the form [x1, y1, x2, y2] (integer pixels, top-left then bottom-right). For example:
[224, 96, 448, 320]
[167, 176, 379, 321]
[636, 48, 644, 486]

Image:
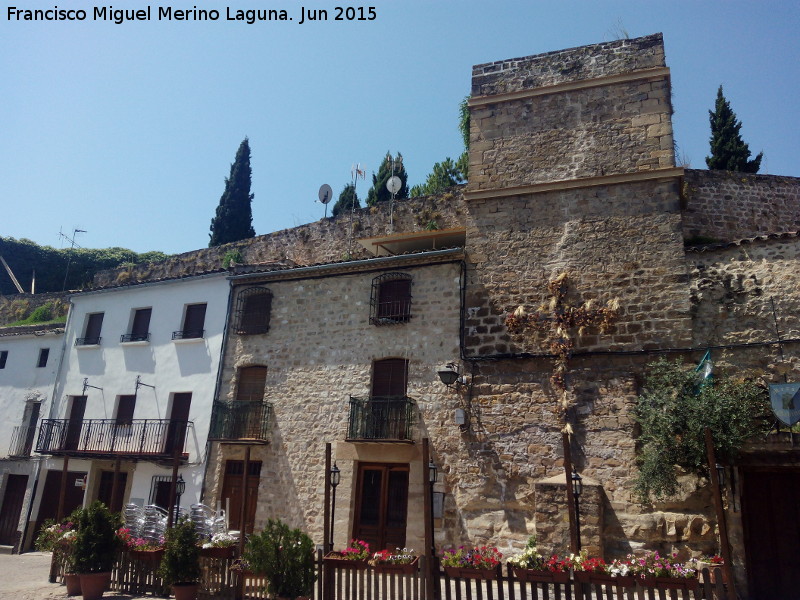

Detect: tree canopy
[365, 152, 409, 206]
[705, 86, 763, 173]
[411, 96, 469, 196]
[331, 183, 360, 218]
[209, 138, 256, 247]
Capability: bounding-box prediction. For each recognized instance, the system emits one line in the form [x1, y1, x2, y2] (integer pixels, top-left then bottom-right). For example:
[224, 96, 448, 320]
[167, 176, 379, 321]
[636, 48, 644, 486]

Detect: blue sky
[2, 0, 798, 255]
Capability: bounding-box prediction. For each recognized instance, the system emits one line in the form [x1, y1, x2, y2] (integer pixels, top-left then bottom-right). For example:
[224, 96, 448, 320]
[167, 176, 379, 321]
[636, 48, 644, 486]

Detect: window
[0, 350, 7, 369]
[236, 366, 268, 402]
[77, 312, 104, 345]
[173, 303, 206, 340]
[370, 273, 412, 325]
[115, 395, 136, 427]
[122, 308, 152, 342]
[234, 288, 273, 335]
[372, 358, 409, 398]
[37, 348, 50, 368]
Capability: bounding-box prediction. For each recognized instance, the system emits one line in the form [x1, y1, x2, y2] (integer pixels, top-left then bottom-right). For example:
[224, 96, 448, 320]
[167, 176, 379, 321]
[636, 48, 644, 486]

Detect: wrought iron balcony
[208, 401, 272, 441]
[75, 336, 101, 346]
[347, 396, 415, 441]
[36, 418, 193, 460]
[120, 332, 150, 343]
[172, 329, 204, 340]
[8, 425, 36, 457]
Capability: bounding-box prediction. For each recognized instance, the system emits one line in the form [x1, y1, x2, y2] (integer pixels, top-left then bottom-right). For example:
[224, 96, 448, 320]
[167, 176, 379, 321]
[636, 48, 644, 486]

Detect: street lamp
[175, 475, 186, 524]
[428, 459, 437, 556]
[329, 462, 340, 551]
[571, 468, 583, 551]
[715, 463, 726, 489]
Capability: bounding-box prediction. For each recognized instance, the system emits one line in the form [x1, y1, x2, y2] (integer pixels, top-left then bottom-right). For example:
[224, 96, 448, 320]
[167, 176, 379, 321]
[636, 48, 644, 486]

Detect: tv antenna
[59, 228, 86, 291]
[385, 153, 404, 231]
[317, 184, 333, 218]
[348, 164, 366, 257]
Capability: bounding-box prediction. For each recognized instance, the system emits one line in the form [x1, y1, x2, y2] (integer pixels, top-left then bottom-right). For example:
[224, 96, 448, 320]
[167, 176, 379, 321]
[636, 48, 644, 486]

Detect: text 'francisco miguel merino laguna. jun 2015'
[6, 5, 378, 24]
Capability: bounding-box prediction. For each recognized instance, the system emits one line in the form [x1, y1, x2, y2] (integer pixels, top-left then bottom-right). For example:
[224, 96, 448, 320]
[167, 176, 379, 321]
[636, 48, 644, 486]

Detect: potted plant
[245, 519, 316, 600]
[159, 516, 202, 600]
[199, 531, 238, 559]
[59, 529, 81, 596]
[628, 551, 699, 591]
[73, 501, 121, 600]
[507, 537, 570, 584]
[117, 526, 165, 563]
[324, 538, 370, 569]
[441, 546, 503, 580]
[369, 547, 418, 574]
[570, 551, 608, 584]
[695, 554, 724, 584]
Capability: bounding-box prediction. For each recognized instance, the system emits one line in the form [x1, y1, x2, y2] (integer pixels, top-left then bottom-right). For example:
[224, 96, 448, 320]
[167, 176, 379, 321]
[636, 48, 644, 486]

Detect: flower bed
[369, 548, 418, 574]
[441, 546, 502, 579]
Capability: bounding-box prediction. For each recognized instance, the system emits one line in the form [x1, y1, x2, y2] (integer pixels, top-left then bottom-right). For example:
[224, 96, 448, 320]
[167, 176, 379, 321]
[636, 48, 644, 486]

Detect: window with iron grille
[235, 287, 272, 335]
[370, 273, 412, 325]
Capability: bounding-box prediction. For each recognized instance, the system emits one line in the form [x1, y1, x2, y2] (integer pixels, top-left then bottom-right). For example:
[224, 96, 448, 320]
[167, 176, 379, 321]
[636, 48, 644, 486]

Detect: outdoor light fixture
[571, 468, 583, 551]
[715, 463, 726, 489]
[454, 408, 468, 431]
[329, 462, 340, 551]
[176, 475, 186, 496]
[428, 459, 438, 484]
[437, 363, 460, 387]
[330, 462, 341, 488]
[571, 468, 583, 498]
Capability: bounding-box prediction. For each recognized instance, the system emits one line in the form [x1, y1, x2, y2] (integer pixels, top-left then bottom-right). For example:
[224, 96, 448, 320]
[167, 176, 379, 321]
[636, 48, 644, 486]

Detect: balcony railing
[75, 336, 101, 346]
[172, 329, 204, 340]
[9, 425, 36, 457]
[36, 419, 193, 459]
[347, 396, 415, 441]
[120, 332, 150, 343]
[208, 401, 272, 441]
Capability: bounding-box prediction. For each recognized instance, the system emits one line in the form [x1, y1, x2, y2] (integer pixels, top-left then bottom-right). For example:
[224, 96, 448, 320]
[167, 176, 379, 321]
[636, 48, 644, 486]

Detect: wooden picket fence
[50, 551, 730, 600]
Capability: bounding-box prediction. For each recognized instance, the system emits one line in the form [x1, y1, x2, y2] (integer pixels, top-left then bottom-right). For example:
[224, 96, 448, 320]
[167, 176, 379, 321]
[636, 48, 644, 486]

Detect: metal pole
[57, 456, 70, 520]
[166, 446, 180, 529]
[110, 457, 121, 512]
[422, 438, 436, 600]
[705, 428, 738, 599]
[324, 443, 331, 552]
[238, 445, 251, 556]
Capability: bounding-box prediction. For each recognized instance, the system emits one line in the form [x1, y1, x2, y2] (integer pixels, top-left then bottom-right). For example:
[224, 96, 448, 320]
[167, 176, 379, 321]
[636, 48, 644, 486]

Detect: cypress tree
[365, 152, 409, 206]
[209, 138, 256, 247]
[705, 86, 763, 173]
[332, 183, 360, 217]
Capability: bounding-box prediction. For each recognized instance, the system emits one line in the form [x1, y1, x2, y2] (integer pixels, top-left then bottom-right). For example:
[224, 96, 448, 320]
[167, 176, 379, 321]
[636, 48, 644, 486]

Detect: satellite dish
[386, 176, 402, 195]
[318, 184, 333, 204]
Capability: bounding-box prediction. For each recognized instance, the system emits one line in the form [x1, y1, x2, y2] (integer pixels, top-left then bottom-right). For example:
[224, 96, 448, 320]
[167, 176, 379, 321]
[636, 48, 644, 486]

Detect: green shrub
[245, 519, 316, 599]
[222, 250, 243, 269]
[159, 516, 201, 585]
[73, 501, 121, 574]
[634, 358, 771, 502]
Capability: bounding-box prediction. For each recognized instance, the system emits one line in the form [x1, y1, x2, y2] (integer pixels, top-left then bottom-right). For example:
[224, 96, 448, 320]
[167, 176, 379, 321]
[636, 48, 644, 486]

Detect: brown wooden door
[221, 460, 261, 534]
[741, 468, 800, 599]
[33, 469, 86, 543]
[0, 474, 28, 545]
[352, 463, 409, 551]
[164, 393, 191, 455]
[97, 471, 128, 513]
[64, 396, 86, 451]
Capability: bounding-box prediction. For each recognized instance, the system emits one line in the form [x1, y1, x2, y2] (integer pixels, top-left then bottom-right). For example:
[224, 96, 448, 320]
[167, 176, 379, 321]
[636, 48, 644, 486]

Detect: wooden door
[33, 469, 86, 543]
[352, 463, 409, 551]
[164, 393, 191, 455]
[97, 471, 128, 513]
[221, 460, 261, 534]
[0, 475, 28, 545]
[64, 396, 86, 451]
[741, 468, 800, 599]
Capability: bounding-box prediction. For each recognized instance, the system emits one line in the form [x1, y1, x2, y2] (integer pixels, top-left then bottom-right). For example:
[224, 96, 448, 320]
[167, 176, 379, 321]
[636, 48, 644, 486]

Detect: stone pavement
[0, 553, 152, 600]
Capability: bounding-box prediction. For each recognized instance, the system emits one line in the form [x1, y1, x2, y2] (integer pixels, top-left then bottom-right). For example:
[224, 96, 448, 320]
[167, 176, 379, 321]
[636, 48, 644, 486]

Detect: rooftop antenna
[349, 164, 366, 257]
[59, 228, 86, 291]
[318, 184, 333, 219]
[385, 153, 403, 231]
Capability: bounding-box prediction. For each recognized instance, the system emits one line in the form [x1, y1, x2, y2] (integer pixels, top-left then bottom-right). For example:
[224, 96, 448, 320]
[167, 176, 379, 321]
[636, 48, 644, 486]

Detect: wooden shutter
[372, 359, 408, 398]
[85, 313, 104, 342]
[183, 304, 207, 337]
[116, 395, 136, 426]
[236, 367, 268, 402]
[131, 308, 152, 340]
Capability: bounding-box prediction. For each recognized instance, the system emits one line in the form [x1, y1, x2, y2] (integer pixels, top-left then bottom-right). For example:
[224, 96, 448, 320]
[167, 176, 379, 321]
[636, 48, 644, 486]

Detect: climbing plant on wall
[505, 272, 619, 430]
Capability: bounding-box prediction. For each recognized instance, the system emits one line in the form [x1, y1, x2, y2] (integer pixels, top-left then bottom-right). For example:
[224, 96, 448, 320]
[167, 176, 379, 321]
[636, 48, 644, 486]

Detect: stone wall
[468, 33, 673, 192]
[0, 291, 68, 326]
[682, 169, 800, 243]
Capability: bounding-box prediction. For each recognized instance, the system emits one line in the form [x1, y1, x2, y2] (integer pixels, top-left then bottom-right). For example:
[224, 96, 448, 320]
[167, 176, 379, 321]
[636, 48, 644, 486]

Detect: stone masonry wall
[682, 169, 800, 243]
[469, 33, 673, 192]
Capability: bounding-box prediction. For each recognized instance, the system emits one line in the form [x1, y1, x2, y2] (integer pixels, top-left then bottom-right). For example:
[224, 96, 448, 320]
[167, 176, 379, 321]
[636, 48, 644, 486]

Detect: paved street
[0, 553, 150, 600]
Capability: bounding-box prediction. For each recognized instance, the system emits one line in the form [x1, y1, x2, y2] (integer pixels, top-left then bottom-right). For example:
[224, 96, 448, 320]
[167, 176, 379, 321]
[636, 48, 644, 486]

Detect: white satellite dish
[386, 176, 402, 195]
[318, 184, 333, 204]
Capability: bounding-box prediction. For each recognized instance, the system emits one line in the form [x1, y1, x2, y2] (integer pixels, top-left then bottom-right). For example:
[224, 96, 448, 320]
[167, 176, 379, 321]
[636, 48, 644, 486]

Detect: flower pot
[129, 548, 165, 563]
[372, 556, 419, 574]
[323, 553, 368, 569]
[511, 567, 569, 583]
[172, 583, 200, 600]
[200, 546, 236, 559]
[641, 576, 700, 591]
[79, 572, 111, 600]
[443, 566, 497, 580]
[64, 573, 82, 596]
[579, 572, 636, 588]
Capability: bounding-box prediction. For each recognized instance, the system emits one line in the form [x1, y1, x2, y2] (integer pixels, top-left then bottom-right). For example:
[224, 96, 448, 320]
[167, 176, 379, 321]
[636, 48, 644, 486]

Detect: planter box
[129, 549, 164, 563]
[372, 556, 419, 575]
[443, 566, 497, 580]
[199, 546, 236, 559]
[575, 572, 636, 588]
[511, 567, 569, 583]
[641, 576, 700, 591]
[64, 573, 82, 596]
[323, 554, 368, 570]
